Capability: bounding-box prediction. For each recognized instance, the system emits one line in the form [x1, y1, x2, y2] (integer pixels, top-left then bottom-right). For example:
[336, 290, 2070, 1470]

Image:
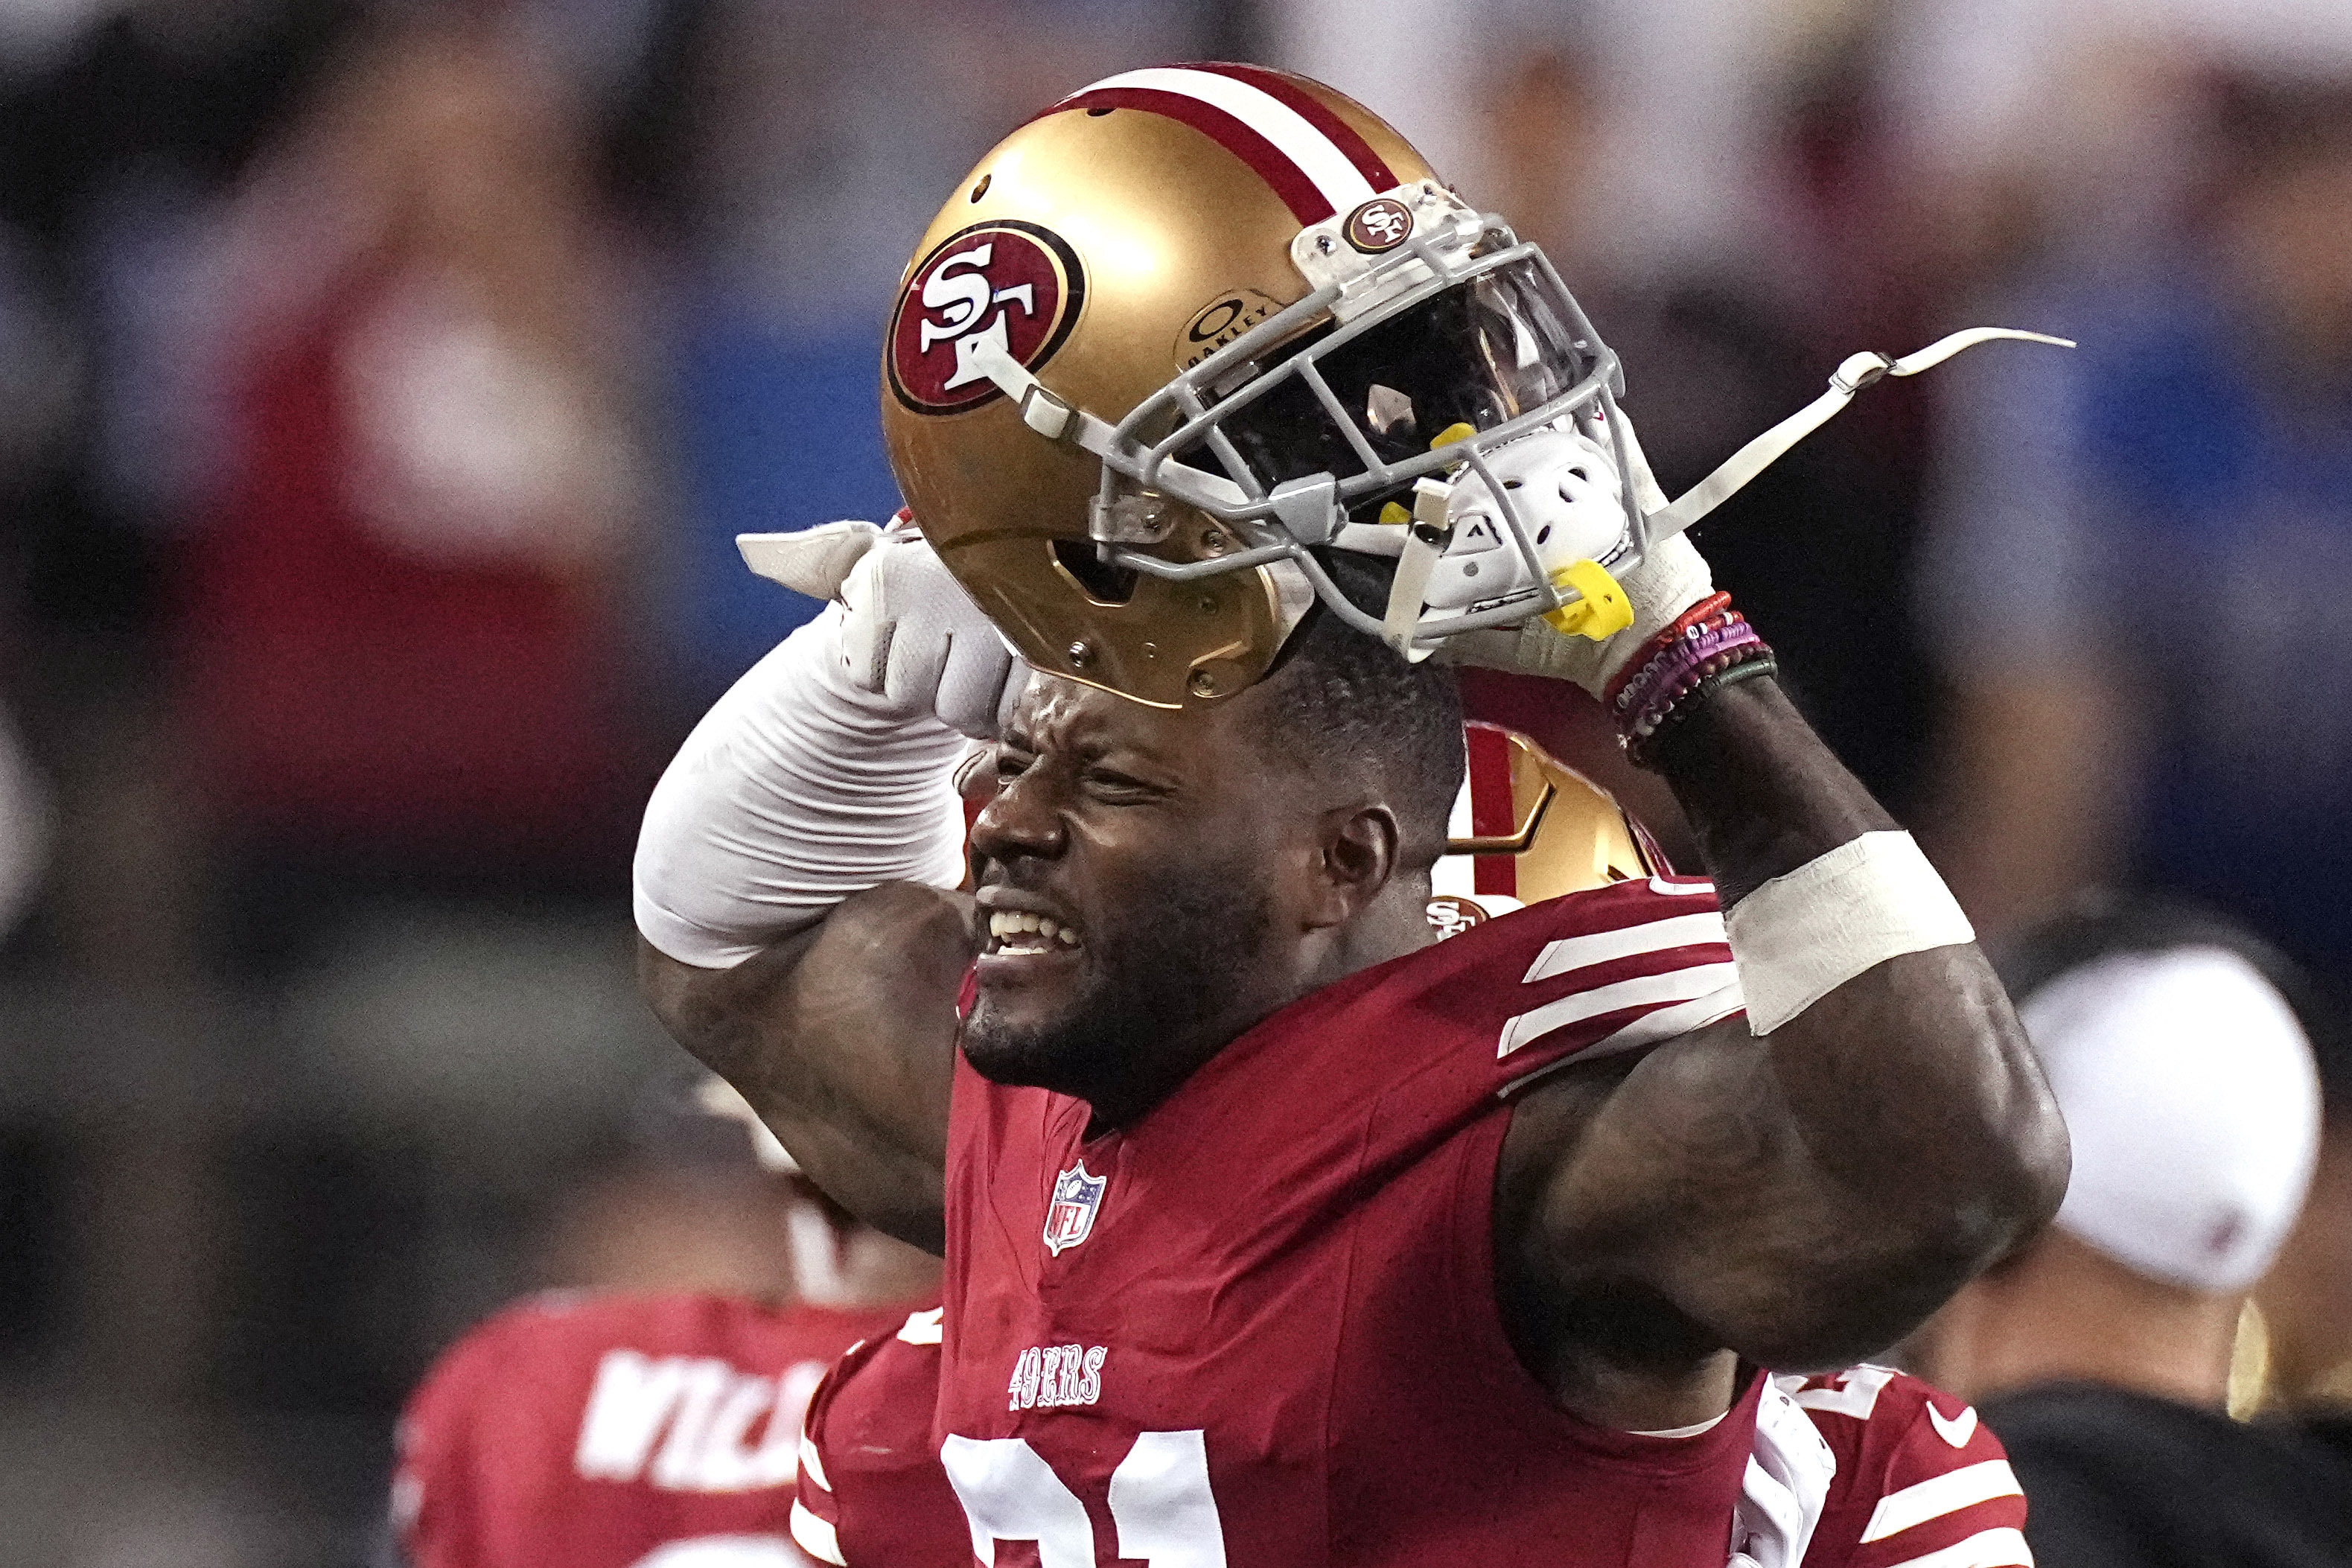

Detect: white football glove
[1729, 1378, 1837, 1568]
[1422, 409, 1715, 698]
[741, 518, 1032, 740]
[635, 517, 1025, 966]
[1434, 522, 1715, 699]
[1418, 427, 1634, 615]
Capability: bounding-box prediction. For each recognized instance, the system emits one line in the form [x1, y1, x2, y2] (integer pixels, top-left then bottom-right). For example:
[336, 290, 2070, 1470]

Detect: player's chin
[970, 946, 1086, 1045]
[958, 1004, 1074, 1088]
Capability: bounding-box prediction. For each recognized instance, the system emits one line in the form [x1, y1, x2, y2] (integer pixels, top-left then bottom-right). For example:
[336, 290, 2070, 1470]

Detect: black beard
[961, 872, 1275, 1118]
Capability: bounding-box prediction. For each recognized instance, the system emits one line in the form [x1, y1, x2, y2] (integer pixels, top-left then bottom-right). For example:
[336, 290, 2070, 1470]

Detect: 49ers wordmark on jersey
[887, 220, 1086, 415]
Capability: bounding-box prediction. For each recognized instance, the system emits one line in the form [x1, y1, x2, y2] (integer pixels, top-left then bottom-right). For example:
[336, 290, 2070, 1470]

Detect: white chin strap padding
[1645, 326, 2074, 541]
[1420, 427, 1628, 614]
[1380, 478, 1454, 660]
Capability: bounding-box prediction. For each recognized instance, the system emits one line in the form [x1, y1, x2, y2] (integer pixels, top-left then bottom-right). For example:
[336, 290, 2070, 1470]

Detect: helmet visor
[1202, 256, 1602, 512]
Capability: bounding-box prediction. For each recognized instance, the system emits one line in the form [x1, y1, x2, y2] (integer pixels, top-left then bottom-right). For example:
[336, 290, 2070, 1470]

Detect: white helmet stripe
[1079, 66, 1380, 217]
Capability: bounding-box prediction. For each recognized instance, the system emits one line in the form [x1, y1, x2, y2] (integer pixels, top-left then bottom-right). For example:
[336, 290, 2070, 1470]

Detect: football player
[391, 1080, 938, 1568]
[634, 65, 2067, 1567]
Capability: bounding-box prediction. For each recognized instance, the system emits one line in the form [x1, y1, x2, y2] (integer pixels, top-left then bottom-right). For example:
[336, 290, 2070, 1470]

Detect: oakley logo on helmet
[889, 220, 1086, 415]
[1177, 288, 1284, 370]
[1344, 196, 1413, 253]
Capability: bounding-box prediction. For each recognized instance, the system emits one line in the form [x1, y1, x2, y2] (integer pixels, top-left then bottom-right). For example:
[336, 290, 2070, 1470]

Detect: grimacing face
[960, 673, 1326, 1115]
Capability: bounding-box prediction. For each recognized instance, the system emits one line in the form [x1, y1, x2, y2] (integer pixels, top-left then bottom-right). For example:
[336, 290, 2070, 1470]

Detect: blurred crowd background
[1, 0, 2350, 1562]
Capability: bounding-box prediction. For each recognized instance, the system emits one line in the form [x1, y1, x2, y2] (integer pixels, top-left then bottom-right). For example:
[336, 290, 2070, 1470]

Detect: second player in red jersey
[395, 1291, 917, 1568]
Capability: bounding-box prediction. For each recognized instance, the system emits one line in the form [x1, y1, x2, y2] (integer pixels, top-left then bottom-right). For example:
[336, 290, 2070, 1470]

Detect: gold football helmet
[879, 63, 1650, 709]
[1427, 722, 1660, 937]
[879, 63, 2069, 710]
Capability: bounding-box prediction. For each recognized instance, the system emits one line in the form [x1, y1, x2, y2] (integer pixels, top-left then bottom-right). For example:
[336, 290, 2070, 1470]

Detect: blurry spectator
[391, 1074, 939, 1568]
[173, 5, 654, 966]
[1882, 0, 2352, 285]
[1910, 896, 2351, 1567]
[1919, 73, 2352, 989]
[1466, 22, 1950, 806]
[2254, 1009, 2352, 1459]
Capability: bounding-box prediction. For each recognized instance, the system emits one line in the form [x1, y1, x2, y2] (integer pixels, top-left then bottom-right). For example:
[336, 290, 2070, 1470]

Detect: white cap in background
[2022, 946, 2321, 1293]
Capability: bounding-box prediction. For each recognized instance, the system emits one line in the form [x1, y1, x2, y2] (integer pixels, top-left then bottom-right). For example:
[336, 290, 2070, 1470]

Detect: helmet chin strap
[971, 323, 2074, 655]
[1639, 326, 2075, 544]
[1371, 325, 2074, 653]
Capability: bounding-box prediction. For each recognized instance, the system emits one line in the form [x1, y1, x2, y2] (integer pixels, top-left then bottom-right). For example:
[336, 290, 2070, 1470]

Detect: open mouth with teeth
[986, 909, 1084, 955]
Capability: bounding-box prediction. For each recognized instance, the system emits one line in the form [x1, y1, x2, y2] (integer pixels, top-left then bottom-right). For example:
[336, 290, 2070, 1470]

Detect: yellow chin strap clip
[1377, 425, 1631, 642]
[1543, 559, 1633, 640]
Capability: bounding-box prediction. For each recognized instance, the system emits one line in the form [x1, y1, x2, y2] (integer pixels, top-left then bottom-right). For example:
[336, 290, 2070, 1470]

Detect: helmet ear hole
[1051, 538, 1139, 605]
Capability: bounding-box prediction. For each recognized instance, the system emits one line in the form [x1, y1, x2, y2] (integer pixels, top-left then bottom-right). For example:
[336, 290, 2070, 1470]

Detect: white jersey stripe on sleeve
[798, 1435, 832, 1493]
[1861, 1460, 2024, 1543]
[791, 1499, 850, 1566]
[1585, 981, 1744, 1059]
[1499, 962, 1740, 1058]
[1521, 911, 1730, 984]
[1077, 68, 1377, 214]
[1881, 1525, 2034, 1568]
[1497, 981, 1744, 1097]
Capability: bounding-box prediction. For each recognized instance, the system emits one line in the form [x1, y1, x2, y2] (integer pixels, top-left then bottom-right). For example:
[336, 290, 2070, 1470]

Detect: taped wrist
[632, 603, 970, 968]
[1724, 832, 1975, 1035]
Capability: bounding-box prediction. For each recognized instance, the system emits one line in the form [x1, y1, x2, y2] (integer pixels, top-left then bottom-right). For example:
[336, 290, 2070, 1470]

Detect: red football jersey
[790, 1307, 966, 1567]
[395, 1291, 922, 1568]
[940, 876, 1751, 1567]
[793, 1313, 2032, 1568]
[1788, 1366, 2033, 1568]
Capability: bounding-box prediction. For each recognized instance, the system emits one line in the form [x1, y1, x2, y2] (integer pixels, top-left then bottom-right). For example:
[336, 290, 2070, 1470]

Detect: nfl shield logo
[1043, 1161, 1106, 1256]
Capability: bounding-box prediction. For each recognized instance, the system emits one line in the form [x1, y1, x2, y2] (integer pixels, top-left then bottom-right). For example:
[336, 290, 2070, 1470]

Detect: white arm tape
[631, 603, 969, 969]
[1724, 831, 1975, 1036]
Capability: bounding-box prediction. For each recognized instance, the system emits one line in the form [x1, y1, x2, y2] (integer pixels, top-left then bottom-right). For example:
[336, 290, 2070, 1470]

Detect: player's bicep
[1529, 1000, 1949, 1368]
[637, 879, 972, 1249]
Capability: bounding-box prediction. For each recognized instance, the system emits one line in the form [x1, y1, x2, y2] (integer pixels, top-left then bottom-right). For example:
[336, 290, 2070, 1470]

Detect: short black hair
[1249, 549, 1465, 871]
[1992, 890, 2351, 1115]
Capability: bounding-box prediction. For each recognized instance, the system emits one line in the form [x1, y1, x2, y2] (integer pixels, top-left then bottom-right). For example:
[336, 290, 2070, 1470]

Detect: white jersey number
[940, 1430, 1226, 1568]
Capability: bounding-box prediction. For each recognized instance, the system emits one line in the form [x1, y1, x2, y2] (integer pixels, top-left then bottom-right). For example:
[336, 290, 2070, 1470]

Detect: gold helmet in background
[1429, 723, 1660, 935]
[879, 64, 1647, 709]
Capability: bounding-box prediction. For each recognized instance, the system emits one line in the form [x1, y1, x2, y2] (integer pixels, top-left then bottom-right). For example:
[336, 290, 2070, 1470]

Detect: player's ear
[1303, 803, 1401, 929]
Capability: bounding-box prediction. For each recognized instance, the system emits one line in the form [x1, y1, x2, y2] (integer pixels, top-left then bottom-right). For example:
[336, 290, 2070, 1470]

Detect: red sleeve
[790, 1348, 856, 1566]
[1797, 1368, 2032, 1568]
[795, 1307, 967, 1568]
[395, 1307, 546, 1568]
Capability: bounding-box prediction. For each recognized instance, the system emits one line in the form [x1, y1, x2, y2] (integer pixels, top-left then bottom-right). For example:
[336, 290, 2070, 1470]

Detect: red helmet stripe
[1182, 63, 1400, 192]
[1051, 84, 1336, 224]
[1044, 67, 1386, 227]
[1465, 723, 1519, 898]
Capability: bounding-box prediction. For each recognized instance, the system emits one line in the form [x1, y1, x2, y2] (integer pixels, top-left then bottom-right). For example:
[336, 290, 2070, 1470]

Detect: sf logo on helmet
[888, 220, 1087, 415]
[1345, 197, 1414, 254]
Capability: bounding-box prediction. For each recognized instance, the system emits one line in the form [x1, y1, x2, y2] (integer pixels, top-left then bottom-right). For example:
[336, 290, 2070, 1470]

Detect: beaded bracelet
[1613, 611, 1761, 727]
[1606, 595, 1777, 768]
[1604, 592, 1731, 712]
[1628, 656, 1779, 768]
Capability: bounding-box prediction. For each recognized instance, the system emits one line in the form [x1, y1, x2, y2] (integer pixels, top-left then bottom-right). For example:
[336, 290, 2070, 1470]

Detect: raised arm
[633, 522, 1024, 1251]
[1465, 543, 2068, 1400]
